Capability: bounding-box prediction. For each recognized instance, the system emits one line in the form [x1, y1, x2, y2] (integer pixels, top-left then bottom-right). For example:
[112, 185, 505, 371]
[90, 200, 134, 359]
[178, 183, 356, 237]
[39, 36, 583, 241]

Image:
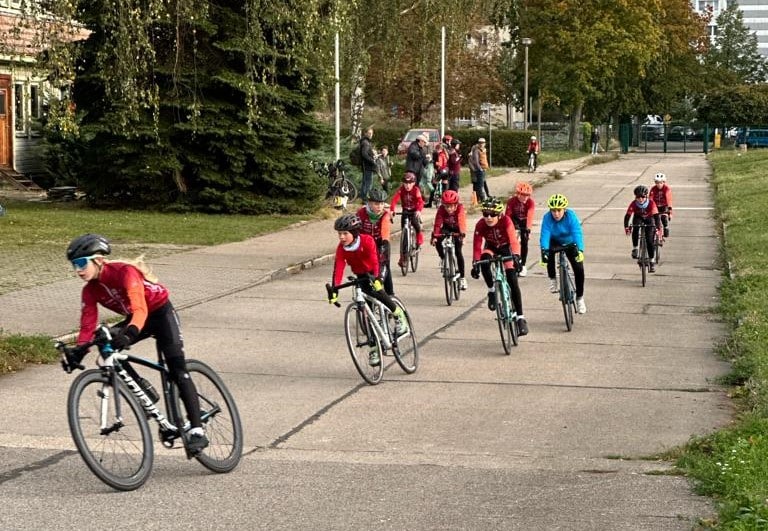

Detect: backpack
[349, 142, 362, 166]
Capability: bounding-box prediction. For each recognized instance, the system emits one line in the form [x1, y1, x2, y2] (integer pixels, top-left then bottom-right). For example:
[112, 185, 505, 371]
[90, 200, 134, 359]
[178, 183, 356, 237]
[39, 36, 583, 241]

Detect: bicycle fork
[361, 303, 393, 350]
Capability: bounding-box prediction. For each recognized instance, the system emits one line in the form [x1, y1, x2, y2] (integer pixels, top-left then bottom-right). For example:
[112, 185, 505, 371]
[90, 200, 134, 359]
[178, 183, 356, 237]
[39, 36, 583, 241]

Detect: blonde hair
[106, 255, 159, 283]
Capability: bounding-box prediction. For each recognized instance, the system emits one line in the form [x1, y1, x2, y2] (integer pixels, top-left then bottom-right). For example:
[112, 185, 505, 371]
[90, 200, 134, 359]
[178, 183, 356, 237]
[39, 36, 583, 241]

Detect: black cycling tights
[133, 301, 203, 428]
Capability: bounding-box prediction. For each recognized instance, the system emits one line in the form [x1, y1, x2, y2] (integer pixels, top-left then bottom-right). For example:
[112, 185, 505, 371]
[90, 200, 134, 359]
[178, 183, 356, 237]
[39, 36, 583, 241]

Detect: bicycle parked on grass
[57, 325, 243, 491]
[312, 159, 358, 205]
[552, 245, 579, 331]
[394, 211, 419, 276]
[475, 255, 519, 354]
[326, 277, 418, 385]
[440, 233, 462, 306]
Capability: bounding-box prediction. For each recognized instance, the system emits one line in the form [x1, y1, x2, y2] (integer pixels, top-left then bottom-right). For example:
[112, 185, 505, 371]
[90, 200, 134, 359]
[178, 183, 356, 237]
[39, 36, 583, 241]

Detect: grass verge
[674, 148, 768, 529]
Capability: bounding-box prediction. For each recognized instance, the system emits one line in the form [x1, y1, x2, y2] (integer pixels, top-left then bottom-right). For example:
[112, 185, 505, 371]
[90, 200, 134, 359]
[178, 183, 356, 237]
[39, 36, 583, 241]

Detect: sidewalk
[0, 156, 592, 338]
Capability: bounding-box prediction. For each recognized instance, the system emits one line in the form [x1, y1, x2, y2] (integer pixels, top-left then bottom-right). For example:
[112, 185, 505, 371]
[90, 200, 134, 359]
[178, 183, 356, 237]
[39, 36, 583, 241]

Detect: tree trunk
[569, 102, 583, 151]
[350, 64, 366, 141]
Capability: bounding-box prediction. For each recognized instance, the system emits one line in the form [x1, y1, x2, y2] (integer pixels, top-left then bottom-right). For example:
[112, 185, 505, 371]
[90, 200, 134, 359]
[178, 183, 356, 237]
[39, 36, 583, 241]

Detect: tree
[704, 2, 768, 85]
[29, 0, 338, 214]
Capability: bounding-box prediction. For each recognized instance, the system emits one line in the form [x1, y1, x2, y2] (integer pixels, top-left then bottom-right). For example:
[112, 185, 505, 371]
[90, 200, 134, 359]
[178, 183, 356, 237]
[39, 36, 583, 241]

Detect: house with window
[0, 1, 85, 187]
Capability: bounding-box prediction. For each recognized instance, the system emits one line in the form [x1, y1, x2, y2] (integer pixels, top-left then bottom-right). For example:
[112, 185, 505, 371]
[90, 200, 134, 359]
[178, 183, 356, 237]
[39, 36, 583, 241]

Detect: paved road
[0, 153, 731, 530]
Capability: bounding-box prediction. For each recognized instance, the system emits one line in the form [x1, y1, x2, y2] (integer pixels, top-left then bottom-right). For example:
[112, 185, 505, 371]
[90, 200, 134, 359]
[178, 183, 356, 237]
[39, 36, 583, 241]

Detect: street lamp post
[521, 37, 532, 131]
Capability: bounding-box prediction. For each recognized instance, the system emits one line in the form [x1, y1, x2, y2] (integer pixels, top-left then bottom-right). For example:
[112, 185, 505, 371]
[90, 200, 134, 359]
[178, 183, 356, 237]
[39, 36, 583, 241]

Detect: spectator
[359, 127, 376, 201]
[469, 138, 489, 201]
[375, 146, 392, 193]
[590, 129, 600, 155]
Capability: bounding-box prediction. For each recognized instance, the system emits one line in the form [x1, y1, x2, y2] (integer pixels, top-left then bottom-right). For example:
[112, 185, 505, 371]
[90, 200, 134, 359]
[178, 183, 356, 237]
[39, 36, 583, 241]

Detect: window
[30, 84, 39, 119]
[14, 83, 23, 131]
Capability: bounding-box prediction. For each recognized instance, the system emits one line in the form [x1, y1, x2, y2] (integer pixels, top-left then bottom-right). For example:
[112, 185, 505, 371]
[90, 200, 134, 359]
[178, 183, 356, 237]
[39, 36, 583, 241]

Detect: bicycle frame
[552, 246, 577, 330]
[441, 235, 458, 278]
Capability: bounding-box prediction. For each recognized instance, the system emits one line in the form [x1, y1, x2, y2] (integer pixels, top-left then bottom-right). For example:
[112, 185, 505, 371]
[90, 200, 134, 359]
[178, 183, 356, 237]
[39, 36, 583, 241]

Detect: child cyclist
[63, 233, 209, 453]
[505, 181, 535, 277]
[389, 171, 425, 268]
[624, 185, 662, 273]
[357, 188, 394, 295]
[470, 197, 528, 336]
[539, 194, 587, 314]
[328, 214, 409, 366]
[430, 189, 468, 290]
[526, 135, 540, 170]
[649, 172, 673, 237]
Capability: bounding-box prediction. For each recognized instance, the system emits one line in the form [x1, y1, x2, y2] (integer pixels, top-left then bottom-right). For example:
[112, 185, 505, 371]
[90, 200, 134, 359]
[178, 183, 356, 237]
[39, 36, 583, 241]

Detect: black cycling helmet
[367, 189, 388, 202]
[634, 185, 649, 197]
[333, 213, 362, 234]
[66, 233, 111, 261]
[450, 138, 461, 147]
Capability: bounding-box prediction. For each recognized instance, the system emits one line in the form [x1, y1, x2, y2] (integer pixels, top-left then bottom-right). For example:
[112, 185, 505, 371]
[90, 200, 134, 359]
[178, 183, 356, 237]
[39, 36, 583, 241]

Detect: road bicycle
[527, 152, 536, 173]
[439, 233, 462, 306]
[326, 277, 418, 385]
[552, 245, 578, 331]
[312, 159, 358, 204]
[394, 211, 419, 276]
[56, 325, 243, 491]
[475, 255, 519, 354]
[432, 171, 448, 209]
[634, 223, 652, 287]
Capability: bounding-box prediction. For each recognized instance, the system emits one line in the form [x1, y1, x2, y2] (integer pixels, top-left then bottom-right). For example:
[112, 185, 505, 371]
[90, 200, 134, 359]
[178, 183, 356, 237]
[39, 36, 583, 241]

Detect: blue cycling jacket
[539, 209, 584, 251]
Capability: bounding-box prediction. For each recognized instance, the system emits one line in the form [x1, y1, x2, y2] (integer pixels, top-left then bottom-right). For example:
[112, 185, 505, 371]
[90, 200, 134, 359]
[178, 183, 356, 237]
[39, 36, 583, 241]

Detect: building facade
[692, 0, 768, 58]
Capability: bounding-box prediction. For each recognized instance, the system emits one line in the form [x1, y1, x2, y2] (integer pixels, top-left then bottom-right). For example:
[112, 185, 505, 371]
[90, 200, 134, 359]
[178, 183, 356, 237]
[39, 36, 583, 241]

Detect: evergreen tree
[47, 0, 334, 213]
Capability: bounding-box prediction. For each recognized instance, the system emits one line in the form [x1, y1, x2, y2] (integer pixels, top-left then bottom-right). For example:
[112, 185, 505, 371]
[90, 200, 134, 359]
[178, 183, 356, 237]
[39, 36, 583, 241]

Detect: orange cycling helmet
[442, 190, 459, 204]
[515, 181, 533, 195]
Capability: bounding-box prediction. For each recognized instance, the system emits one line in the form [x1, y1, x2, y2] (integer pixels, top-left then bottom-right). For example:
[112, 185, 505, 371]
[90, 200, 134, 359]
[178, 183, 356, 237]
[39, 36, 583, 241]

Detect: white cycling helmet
[530, 135, 536, 140]
[653, 172, 666, 183]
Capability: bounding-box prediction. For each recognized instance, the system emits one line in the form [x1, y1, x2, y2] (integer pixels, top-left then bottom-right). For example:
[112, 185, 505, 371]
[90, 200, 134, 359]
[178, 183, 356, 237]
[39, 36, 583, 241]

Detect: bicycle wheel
[560, 265, 574, 331]
[450, 251, 461, 302]
[344, 303, 384, 384]
[333, 177, 357, 201]
[528, 154, 535, 173]
[67, 369, 153, 491]
[654, 233, 662, 265]
[409, 227, 419, 272]
[173, 360, 244, 473]
[639, 229, 648, 287]
[443, 247, 456, 306]
[400, 226, 410, 276]
[390, 297, 418, 374]
[493, 281, 513, 354]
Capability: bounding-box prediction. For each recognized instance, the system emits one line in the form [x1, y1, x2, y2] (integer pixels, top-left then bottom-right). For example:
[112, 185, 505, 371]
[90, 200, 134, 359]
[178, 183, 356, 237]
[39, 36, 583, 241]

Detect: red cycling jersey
[472, 215, 521, 261]
[505, 195, 535, 228]
[356, 206, 391, 245]
[78, 261, 169, 345]
[390, 184, 424, 213]
[649, 184, 673, 210]
[432, 203, 467, 238]
[332, 233, 381, 286]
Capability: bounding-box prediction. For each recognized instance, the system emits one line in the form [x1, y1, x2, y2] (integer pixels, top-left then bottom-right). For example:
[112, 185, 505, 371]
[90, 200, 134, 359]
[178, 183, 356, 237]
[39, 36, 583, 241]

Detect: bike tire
[67, 369, 153, 491]
[654, 234, 662, 265]
[400, 227, 410, 277]
[344, 303, 384, 384]
[493, 281, 512, 355]
[639, 229, 648, 287]
[443, 247, 456, 306]
[560, 265, 574, 331]
[449, 248, 461, 302]
[409, 228, 419, 272]
[174, 360, 244, 473]
[390, 297, 419, 374]
[332, 177, 358, 202]
[528, 155, 535, 173]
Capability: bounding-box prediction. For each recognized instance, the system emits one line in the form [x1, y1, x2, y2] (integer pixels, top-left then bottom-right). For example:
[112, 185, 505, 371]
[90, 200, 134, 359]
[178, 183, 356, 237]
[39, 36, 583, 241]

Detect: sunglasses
[482, 211, 499, 218]
[71, 255, 98, 270]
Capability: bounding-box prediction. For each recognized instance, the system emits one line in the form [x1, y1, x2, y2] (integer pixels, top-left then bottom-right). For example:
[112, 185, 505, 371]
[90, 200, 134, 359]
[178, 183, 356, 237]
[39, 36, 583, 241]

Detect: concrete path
[0, 152, 732, 530]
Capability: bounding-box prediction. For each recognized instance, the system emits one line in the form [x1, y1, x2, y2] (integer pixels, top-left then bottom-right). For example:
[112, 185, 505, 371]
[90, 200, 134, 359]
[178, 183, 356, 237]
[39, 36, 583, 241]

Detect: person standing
[447, 138, 462, 191]
[590, 129, 600, 155]
[405, 133, 428, 178]
[469, 138, 489, 201]
[375, 146, 392, 193]
[359, 127, 376, 201]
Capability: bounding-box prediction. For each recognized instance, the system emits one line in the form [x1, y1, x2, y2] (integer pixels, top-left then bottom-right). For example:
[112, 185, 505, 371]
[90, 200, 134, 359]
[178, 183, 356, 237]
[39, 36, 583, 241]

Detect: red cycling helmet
[515, 181, 533, 195]
[402, 172, 417, 183]
[442, 190, 459, 204]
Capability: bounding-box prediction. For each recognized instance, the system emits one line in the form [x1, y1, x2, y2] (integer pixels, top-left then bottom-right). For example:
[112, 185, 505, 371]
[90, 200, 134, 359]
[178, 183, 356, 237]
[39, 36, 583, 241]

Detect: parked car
[396, 128, 441, 158]
[735, 128, 768, 148]
[639, 124, 664, 142]
[668, 126, 696, 141]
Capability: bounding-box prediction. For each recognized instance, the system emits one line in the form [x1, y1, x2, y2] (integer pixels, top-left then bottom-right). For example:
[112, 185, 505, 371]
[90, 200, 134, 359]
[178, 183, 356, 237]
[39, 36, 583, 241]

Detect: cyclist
[431, 189, 468, 290]
[329, 214, 409, 366]
[649, 172, 673, 237]
[64, 233, 209, 453]
[624, 185, 662, 273]
[390, 171, 425, 268]
[357, 189, 394, 295]
[526, 135, 540, 170]
[505, 181, 536, 277]
[539, 194, 586, 314]
[470, 197, 528, 336]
